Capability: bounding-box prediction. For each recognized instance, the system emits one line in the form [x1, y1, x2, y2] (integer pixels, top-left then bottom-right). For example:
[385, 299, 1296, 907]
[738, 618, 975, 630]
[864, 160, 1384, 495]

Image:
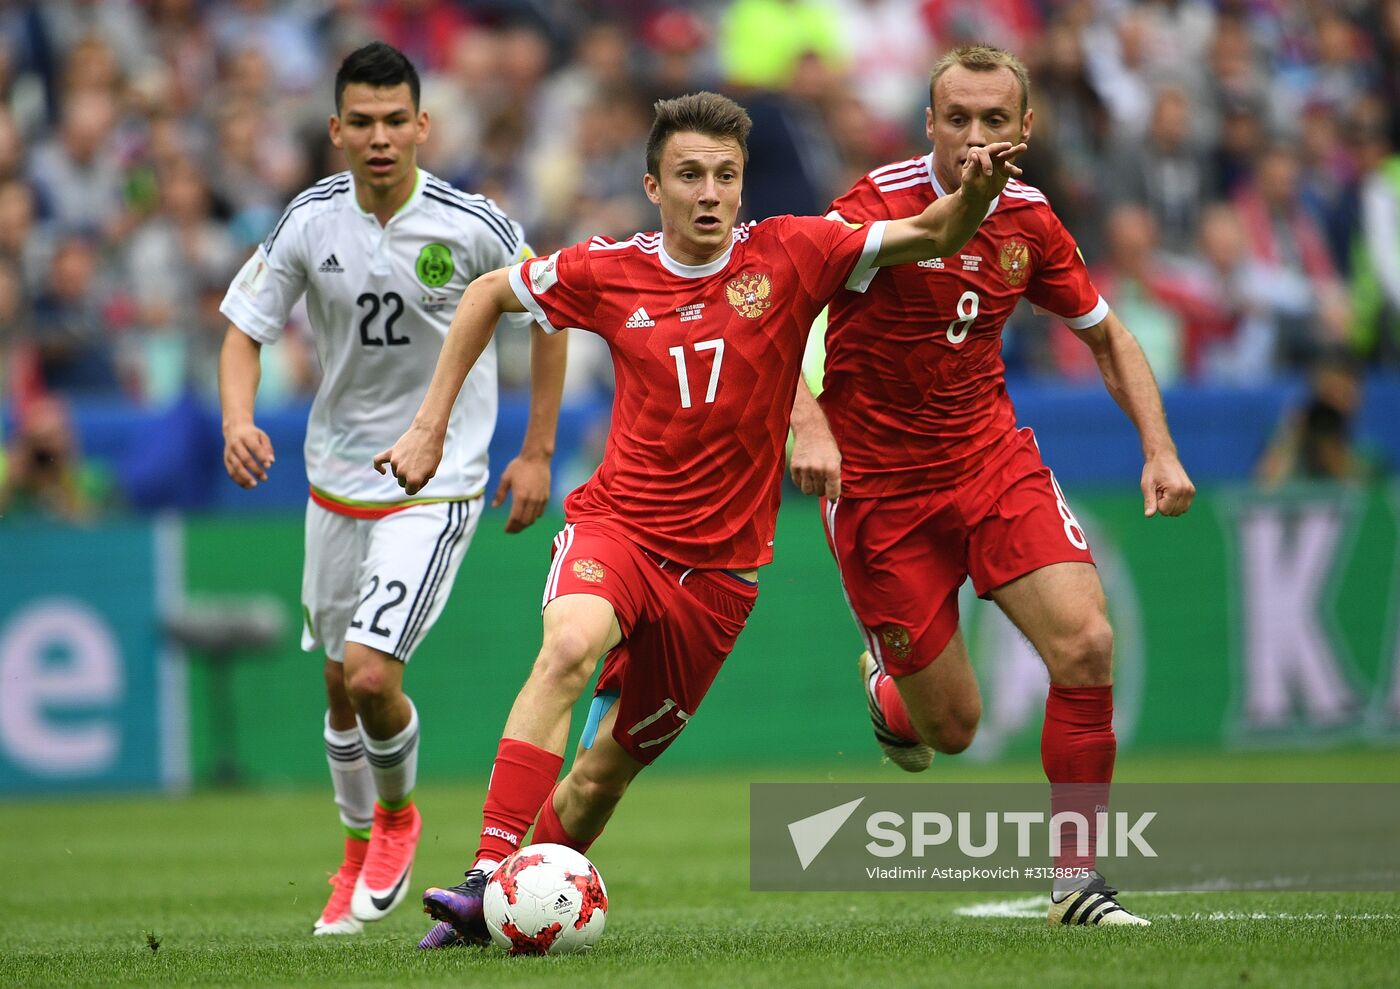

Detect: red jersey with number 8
[509, 215, 885, 569]
[822, 154, 1107, 496]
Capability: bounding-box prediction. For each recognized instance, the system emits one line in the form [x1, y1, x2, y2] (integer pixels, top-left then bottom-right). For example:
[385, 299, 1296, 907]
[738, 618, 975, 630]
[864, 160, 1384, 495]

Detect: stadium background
[2, 0, 1399, 799]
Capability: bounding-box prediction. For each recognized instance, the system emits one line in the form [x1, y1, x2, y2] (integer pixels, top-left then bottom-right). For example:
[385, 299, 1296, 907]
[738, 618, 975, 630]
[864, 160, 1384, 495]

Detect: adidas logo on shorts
[625, 306, 655, 328]
[319, 254, 344, 273]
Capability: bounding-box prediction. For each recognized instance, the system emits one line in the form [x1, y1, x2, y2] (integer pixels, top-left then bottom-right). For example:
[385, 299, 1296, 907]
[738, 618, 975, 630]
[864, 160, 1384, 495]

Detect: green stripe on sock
[378, 793, 413, 812]
[344, 825, 371, 841]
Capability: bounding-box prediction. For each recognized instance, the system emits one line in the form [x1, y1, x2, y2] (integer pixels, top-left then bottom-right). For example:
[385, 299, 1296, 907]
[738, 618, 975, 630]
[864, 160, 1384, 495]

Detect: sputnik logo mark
[787, 798, 865, 870]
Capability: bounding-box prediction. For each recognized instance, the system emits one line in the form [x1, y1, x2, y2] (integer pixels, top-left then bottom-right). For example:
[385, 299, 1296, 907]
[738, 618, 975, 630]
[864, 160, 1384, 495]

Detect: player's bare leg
[504, 594, 623, 752]
[861, 630, 981, 771]
[421, 594, 622, 946]
[314, 657, 371, 935]
[890, 629, 983, 755]
[990, 561, 1148, 926]
[540, 701, 645, 847]
[340, 643, 423, 923]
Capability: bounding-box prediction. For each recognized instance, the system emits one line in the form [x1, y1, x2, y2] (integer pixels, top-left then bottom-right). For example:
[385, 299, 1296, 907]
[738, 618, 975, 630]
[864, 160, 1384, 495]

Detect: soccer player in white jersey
[217, 42, 566, 937]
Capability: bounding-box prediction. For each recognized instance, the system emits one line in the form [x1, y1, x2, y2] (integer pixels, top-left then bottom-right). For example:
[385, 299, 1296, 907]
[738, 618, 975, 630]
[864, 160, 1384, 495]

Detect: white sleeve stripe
[1059, 296, 1110, 330]
[825, 209, 845, 221]
[507, 262, 561, 334]
[845, 220, 887, 293]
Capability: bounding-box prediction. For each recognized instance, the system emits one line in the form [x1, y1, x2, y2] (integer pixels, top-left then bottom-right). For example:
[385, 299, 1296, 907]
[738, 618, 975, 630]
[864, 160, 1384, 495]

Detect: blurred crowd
[3, 0, 1400, 420]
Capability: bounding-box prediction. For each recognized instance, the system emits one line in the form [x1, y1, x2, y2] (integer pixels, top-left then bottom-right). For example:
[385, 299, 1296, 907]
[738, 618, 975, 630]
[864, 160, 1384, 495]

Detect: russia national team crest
[572, 559, 606, 584]
[725, 271, 773, 318]
[416, 243, 454, 287]
[878, 624, 912, 661]
[999, 239, 1030, 286]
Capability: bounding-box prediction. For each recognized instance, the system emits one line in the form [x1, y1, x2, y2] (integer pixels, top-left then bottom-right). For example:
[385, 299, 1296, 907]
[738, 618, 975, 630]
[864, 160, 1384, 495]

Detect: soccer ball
[482, 843, 608, 955]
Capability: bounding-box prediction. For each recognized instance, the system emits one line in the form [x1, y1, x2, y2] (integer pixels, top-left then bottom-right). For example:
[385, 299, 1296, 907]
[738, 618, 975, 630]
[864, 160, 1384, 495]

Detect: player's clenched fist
[222, 421, 274, 489]
[1141, 452, 1196, 518]
[373, 422, 444, 496]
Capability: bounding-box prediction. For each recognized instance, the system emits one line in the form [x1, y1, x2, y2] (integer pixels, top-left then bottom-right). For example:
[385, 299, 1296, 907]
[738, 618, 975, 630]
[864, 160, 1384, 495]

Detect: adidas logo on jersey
[318, 254, 344, 273]
[625, 306, 655, 328]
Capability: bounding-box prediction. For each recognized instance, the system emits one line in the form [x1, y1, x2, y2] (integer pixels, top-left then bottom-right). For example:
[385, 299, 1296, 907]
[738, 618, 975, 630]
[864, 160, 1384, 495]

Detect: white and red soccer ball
[482, 844, 609, 955]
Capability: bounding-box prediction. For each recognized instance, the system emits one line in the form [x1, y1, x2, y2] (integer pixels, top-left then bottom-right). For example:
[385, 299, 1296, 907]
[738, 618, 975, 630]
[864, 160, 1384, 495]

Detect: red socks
[476, 738, 565, 863]
[531, 784, 598, 854]
[1041, 684, 1116, 878]
[875, 672, 919, 742]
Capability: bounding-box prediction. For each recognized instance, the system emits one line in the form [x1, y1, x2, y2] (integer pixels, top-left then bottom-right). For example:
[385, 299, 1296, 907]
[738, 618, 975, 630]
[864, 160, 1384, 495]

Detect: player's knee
[533, 630, 600, 694]
[1056, 616, 1114, 686]
[922, 704, 980, 755]
[344, 662, 395, 706]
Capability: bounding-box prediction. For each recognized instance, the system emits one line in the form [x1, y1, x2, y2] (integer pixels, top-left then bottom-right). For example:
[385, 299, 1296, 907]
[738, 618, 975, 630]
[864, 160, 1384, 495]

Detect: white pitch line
[955, 897, 1400, 922]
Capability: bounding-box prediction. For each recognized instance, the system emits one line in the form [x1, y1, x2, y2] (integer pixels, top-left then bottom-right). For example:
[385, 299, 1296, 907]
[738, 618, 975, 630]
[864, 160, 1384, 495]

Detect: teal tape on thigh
[580, 691, 620, 750]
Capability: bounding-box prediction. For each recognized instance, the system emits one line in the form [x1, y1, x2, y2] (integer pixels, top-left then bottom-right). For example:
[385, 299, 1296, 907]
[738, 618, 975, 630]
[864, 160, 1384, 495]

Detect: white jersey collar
[658, 231, 735, 278]
[350, 168, 425, 223]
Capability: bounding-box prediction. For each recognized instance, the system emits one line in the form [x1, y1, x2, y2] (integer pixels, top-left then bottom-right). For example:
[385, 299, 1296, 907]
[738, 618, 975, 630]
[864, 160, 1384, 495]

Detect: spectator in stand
[830, 0, 934, 129]
[0, 178, 43, 288]
[1051, 204, 1184, 384]
[0, 393, 116, 524]
[1234, 142, 1349, 366]
[124, 154, 239, 403]
[28, 232, 122, 396]
[1109, 84, 1211, 260]
[641, 7, 718, 104]
[719, 0, 846, 91]
[1351, 123, 1400, 365]
[1188, 203, 1283, 383]
[26, 89, 126, 236]
[1210, 96, 1266, 200]
[1296, 100, 1361, 275]
[1256, 349, 1384, 486]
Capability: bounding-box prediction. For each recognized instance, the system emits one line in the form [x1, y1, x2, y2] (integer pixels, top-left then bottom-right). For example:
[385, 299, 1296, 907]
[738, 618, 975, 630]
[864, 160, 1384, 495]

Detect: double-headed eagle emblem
[999, 239, 1030, 286]
[725, 272, 772, 318]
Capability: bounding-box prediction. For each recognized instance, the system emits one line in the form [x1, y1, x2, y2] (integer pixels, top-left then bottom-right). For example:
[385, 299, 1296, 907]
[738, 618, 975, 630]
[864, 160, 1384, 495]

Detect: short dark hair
[335, 42, 420, 112]
[646, 92, 752, 177]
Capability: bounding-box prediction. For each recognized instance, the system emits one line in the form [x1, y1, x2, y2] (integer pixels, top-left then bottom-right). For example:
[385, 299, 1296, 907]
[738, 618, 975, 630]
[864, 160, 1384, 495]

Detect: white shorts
[302, 498, 483, 663]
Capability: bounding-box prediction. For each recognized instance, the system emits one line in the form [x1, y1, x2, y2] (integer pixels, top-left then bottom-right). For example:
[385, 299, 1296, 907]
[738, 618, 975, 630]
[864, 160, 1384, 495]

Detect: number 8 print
[946, 290, 979, 344]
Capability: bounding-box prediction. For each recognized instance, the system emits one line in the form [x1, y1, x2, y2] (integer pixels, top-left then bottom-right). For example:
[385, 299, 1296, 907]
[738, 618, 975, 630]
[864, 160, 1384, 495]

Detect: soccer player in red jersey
[790, 45, 1196, 927]
[375, 91, 1023, 947]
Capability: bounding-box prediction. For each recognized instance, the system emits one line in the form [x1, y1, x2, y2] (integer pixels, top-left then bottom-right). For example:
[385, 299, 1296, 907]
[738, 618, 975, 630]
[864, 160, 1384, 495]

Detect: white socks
[324, 712, 374, 833]
[361, 699, 419, 806]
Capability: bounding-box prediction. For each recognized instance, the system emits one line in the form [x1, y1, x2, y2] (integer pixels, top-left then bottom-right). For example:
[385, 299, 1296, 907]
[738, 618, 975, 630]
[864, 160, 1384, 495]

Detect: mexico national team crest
[878, 624, 912, 661]
[999, 238, 1030, 286]
[725, 271, 773, 318]
[572, 559, 606, 584]
[416, 243, 454, 288]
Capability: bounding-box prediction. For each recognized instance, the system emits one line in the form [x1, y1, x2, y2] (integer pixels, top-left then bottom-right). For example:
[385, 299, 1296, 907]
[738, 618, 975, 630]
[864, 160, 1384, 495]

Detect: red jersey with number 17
[822, 153, 1109, 496]
[509, 215, 886, 569]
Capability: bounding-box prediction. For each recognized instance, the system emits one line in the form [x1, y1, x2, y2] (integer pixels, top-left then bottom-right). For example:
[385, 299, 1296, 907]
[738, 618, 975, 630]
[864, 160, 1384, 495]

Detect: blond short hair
[929, 44, 1030, 117]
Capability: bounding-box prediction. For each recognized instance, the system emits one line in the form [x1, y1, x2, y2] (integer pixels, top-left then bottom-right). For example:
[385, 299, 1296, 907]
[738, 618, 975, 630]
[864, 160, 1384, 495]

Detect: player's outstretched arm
[218, 324, 274, 489]
[494, 322, 567, 532]
[789, 379, 841, 499]
[875, 141, 1027, 268]
[374, 267, 523, 496]
[1072, 309, 1196, 518]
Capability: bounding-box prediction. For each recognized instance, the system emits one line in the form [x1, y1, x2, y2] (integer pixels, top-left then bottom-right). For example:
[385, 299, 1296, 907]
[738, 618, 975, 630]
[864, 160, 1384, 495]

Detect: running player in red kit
[376, 91, 1022, 948]
[790, 46, 1195, 927]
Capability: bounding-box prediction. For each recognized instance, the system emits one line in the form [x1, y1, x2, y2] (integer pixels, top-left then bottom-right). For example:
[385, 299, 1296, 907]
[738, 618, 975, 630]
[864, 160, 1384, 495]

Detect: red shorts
[821, 428, 1094, 677]
[542, 521, 759, 764]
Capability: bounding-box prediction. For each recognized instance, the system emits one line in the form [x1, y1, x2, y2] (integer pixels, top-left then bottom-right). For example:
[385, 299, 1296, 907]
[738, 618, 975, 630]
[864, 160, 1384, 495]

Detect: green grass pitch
[5, 748, 1399, 987]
